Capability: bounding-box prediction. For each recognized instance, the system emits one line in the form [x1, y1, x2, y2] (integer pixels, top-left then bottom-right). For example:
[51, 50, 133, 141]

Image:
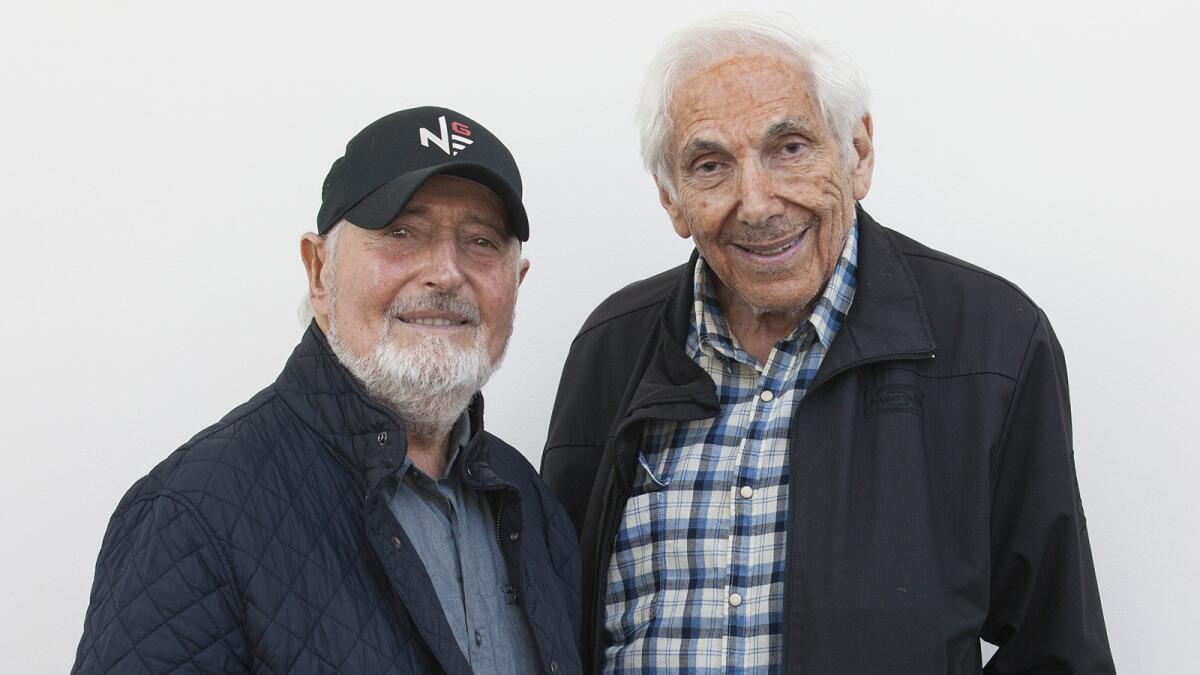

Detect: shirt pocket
[601, 489, 665, 644]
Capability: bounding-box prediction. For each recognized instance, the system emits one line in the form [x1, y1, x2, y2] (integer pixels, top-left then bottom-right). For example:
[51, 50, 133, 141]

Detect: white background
[2, 0, 1197, 672]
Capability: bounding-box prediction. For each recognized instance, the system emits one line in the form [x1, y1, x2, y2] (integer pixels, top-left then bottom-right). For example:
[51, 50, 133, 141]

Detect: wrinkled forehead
[671, 46, 814, 103]
[667, 51, 823, 148]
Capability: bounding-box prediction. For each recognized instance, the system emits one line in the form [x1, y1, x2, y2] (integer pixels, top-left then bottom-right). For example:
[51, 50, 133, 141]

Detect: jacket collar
[620, 249, 719, 421]
[272, 322, 487, 498]
[811, 206, 936, 387]
[614, 206, 935, 483]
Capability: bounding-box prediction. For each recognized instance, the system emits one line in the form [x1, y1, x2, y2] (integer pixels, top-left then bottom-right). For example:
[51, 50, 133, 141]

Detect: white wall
[2, 0, 1196, 671]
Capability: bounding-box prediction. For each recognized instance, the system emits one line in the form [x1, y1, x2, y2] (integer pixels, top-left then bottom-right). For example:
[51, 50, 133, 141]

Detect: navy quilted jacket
[73, 324, 582, 674]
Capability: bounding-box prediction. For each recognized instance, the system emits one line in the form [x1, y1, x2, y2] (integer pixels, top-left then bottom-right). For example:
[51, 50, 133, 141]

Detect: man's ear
[517, 257, 530, 285]
[850, 113, 875, 200]
[300, 232, 332, 329]
[656, 177, 692, 239]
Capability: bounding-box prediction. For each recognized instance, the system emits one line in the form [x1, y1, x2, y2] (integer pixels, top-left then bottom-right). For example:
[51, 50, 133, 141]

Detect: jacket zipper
[494, 494, 505, 550]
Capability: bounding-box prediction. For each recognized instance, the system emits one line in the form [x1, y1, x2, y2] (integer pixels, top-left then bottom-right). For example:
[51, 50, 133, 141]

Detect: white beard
[327, 292, 499, 440]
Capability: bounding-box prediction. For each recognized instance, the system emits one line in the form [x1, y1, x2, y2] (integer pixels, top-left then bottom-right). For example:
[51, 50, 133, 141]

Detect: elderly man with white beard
[73, 107, 582, 675]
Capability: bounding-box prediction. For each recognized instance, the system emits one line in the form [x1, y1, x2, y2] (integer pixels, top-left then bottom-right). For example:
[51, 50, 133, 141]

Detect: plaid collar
[693, 218, 859, 365]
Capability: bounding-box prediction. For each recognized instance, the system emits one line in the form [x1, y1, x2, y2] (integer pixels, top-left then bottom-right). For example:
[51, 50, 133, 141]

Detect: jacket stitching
[902, 251, 1037, 308]
[574, 298, 666, 342]
[988, 308, 1046, 498]
[875, 365, 1019, 383]
[108, 491, 250, 672]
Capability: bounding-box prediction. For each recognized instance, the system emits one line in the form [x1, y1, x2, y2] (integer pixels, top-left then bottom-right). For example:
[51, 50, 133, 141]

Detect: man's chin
[388, 323, 480, 351]
[383, 346, 474, 380]
[379, 330, 494, 386]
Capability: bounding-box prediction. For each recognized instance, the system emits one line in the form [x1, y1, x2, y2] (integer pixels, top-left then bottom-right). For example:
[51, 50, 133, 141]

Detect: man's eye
[696, 160, 721, 174]
[389, 227, 409, 238]
[782, 142, 805, 155]
[472, 237, 497, 249]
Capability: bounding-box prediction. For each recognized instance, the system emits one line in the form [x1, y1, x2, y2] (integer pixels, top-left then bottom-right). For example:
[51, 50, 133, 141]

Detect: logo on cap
[419, 115, 474, 156]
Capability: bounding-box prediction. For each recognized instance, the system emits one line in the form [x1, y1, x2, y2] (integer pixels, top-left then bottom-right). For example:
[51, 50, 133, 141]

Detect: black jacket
[74, 323, 581, 674]
[542, 208, 1114, 674]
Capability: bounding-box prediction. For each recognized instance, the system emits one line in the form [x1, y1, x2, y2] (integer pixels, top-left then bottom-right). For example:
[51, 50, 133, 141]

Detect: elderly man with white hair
[542, 15, 1115, 674]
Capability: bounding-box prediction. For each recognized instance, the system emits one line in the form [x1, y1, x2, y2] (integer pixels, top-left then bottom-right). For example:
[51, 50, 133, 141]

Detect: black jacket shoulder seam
[989, 308, 1047, 497]
[574, 297, 667, 341]
[902, 251, 1038, 308]
[183, 392, 282, 449]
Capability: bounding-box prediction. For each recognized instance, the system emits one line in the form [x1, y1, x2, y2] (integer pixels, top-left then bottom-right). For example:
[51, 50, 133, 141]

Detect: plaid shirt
[602, 223, 858, 673]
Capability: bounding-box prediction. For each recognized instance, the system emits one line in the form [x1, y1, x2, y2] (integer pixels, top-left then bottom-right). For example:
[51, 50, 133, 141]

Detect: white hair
[637, 12, 871, 197]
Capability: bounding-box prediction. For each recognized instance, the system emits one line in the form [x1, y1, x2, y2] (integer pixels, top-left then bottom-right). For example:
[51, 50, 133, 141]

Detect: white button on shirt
[602, 225, 860, 674]
[740, 485, 754, 499]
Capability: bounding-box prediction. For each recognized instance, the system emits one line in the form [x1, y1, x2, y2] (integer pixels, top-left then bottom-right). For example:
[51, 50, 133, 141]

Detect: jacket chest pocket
[601, 490, 666, 644]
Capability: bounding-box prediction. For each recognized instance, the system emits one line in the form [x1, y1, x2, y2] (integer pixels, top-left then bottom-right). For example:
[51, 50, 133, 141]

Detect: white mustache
[389, 292, 481, 324]
[725, 214, 818, 247]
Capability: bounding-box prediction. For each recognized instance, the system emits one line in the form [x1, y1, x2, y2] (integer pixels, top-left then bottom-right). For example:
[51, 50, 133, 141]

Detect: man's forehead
[668, 52, 823, 149]
[405, 176, 505, 214]
[672, 54, 820, 126]
[672, 52, 813, 104]
[397, 175, 509, 232]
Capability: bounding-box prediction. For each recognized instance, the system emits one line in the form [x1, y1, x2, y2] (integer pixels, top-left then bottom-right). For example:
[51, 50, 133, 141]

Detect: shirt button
[509, 530, 520, 542]
[550, 661, 560, 673]
[729, 592, 743, 607]
[740, 485, 754, 499]
[390, 536, 402, 548]
[759, 390, 774, 402]
[474, 629, 482, 647]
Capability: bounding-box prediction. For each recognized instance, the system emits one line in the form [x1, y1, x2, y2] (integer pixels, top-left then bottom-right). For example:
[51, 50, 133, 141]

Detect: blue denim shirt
[387, 415, 541, 674]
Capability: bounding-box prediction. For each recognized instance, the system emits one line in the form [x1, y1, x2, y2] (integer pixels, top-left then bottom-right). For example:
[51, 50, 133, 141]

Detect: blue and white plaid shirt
[602, 223, 859, 673]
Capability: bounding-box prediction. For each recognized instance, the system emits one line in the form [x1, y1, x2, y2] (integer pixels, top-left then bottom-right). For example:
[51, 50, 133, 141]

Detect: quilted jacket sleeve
[981, 310, 1116, 674]
[73, 490, 249, 674]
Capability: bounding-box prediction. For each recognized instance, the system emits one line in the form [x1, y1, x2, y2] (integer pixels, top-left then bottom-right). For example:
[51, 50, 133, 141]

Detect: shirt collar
[809, 219, 859, 349]
[692, 216, 859, 360]
[399, 410, 472, 481]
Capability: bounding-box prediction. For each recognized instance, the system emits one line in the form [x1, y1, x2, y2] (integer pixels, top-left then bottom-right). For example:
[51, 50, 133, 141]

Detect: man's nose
[735, 161, 785, 225]
[419, 236, 467, 290]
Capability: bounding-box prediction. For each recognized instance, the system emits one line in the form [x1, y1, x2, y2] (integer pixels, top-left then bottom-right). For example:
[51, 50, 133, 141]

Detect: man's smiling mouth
[733, 230, 808, 257]
[396, 312, 472, 327]
[401, 318, 465, 326]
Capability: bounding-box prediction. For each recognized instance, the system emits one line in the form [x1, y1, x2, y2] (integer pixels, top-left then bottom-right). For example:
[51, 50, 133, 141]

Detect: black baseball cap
[317, 106, 528, 240]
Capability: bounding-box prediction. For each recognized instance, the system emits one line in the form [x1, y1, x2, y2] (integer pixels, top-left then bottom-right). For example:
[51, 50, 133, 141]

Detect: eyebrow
[681, 135, 724, 163]
[763, 117, 819, 142]
[397, 203, 429, 219]
[393, 203, 507, 234]
[677, 117, 822, 167]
